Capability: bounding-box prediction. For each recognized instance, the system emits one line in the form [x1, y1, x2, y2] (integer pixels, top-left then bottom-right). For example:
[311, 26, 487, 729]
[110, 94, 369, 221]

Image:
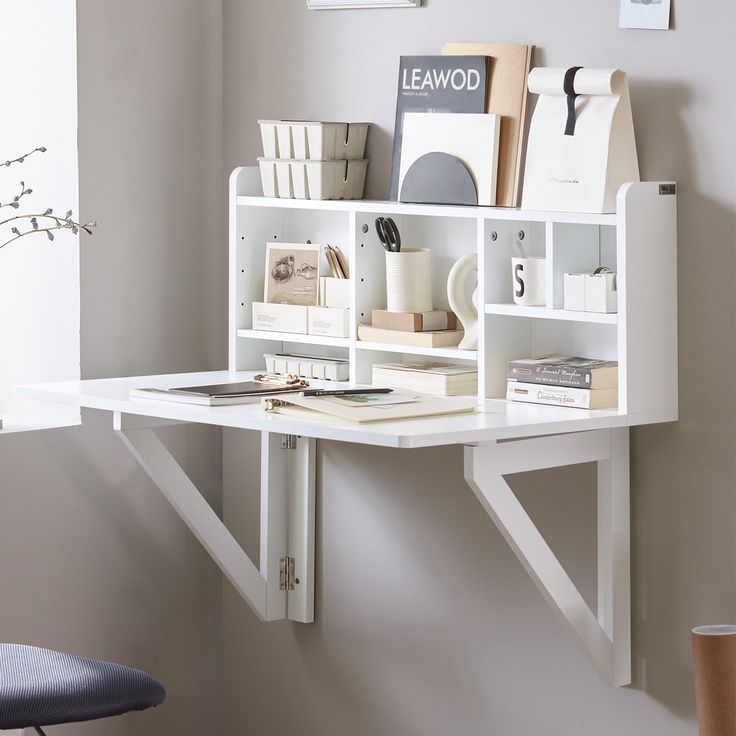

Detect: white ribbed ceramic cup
[385, 248, 432, 313]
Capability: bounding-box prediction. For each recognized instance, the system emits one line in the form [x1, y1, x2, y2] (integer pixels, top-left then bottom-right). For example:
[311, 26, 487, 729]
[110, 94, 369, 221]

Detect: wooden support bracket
[114, 413, 315, 623]
[464, 427, 631, 686]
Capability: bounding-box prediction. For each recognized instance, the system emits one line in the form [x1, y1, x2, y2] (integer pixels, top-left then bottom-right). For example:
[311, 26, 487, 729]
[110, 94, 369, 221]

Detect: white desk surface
[17, 370, 628, 449]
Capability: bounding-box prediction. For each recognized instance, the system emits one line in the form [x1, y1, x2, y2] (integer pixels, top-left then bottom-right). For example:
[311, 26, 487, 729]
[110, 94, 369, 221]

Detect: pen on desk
[300, 388, 393, 398]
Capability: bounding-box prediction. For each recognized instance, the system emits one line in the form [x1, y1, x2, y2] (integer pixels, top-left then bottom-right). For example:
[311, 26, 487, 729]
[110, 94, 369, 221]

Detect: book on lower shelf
[358, 324, 465, 348]
[507, 354, 618, 389]
[372, 361, 478, 396]
[506, 382, 618, 410]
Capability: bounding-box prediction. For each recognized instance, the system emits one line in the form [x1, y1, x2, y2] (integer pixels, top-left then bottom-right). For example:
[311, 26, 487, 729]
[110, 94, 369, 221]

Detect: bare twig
[1, 212, 97, 251]
[0, 180, 33, 211]
[0, 147, 97, 252]
[2, 147, 47, 168]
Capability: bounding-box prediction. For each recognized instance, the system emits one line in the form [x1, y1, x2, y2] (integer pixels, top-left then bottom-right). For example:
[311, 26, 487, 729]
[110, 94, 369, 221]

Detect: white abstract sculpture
[447, 253, 478, 350]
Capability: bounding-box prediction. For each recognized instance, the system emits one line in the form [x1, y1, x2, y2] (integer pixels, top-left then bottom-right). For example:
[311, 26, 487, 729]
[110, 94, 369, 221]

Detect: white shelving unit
[19, 168, 677, 688]
[230, 166, 678, 427]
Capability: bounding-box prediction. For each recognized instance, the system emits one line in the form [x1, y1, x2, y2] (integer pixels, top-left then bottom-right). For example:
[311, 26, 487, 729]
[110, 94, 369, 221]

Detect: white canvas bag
[522, 67, 640, 213]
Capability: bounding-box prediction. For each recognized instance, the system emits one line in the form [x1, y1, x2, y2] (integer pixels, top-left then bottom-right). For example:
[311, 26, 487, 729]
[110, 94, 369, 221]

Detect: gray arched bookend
[399, 152, 478, 206]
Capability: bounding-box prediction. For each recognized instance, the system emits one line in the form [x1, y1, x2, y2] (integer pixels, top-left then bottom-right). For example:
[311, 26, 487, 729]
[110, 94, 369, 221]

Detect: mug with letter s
[512, 257, 546, 306]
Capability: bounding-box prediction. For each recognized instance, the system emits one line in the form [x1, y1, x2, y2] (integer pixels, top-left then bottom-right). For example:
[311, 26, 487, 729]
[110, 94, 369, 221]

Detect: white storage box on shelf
[259, 158, 369, 200]
[308, 307, 350, 338]
[252, 302, 309, 334]
[259, 120, 370, 161]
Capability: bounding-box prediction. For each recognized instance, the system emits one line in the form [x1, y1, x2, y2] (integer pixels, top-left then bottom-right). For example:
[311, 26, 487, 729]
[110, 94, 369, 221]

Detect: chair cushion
[0, 644, 166, 728]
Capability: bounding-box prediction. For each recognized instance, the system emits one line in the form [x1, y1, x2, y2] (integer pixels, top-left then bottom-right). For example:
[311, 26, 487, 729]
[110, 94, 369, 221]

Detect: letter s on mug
[514, 263, 525, 298]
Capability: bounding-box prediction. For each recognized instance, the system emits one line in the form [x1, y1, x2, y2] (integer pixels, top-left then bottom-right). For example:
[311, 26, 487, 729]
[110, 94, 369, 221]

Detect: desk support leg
[464, 428, 631, 686]
[115, 417, 316, 624]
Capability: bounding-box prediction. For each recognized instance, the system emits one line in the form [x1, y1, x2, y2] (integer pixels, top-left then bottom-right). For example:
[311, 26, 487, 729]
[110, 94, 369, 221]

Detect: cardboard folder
[442, 42, 533, 208]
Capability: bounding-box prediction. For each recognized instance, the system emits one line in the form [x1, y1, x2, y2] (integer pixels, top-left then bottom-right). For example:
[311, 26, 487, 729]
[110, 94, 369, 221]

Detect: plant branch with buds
[0, 147, 96, 250]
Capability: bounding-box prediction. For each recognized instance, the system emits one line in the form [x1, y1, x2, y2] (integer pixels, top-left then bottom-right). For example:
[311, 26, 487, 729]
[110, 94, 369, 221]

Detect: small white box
[308, 307, 350, 338]
[320, 277, 351, 309]
[252, 302, 309, 334]
[564, 273, 587, 312]
[586, 272, 618, 313]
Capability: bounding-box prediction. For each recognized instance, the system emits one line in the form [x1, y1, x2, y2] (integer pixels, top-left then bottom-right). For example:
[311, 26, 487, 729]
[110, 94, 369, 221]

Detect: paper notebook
[261, 390, 476, 424]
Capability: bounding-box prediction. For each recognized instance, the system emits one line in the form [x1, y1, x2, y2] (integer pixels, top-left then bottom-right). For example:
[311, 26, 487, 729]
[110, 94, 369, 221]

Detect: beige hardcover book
[358, 324, 464, 348]
[371, 309, 458, 332]
[442, 42, 533, 207]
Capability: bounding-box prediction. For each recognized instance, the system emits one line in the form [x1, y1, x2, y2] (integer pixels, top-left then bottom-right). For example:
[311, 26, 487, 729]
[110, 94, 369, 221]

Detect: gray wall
[222, 2, 735, 735]
[0, 2, 225, 735]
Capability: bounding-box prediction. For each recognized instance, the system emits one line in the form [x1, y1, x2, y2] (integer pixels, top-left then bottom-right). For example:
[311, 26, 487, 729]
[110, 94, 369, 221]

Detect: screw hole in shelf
[295, 578, 300, 585]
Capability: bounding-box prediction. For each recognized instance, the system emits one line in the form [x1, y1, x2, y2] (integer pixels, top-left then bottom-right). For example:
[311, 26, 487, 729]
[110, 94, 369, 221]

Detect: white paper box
[320, 277, 351, 309]
[586, 272, 618, 313]
[308, 307, 350, 338]
[564, 272, 588, 311]
[264, 353, 350, 382]
[252, 302, 308, 334]
[259, 121, 370, 161]
[522, 68, 640, 213]
[258, 159, 368, 200]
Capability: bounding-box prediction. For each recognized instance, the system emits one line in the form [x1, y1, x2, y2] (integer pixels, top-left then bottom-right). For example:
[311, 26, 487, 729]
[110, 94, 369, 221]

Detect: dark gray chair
[0, 644, 165, 734]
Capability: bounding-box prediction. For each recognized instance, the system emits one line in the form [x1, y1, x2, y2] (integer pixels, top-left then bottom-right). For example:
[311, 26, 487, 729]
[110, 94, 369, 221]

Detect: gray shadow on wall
[628, 78, 735, 720]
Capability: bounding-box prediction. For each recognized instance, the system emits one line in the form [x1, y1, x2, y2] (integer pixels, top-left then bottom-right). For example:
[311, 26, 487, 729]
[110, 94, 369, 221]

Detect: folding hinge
[280, 556, 296, 591]
[281, 434, 298, 450]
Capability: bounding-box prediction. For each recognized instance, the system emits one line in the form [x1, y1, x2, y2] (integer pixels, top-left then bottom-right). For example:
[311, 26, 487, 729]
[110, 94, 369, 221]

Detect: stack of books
[358, 309, 464, 348]
[506, 355, 619, 409]
[372, 361, 478, 397]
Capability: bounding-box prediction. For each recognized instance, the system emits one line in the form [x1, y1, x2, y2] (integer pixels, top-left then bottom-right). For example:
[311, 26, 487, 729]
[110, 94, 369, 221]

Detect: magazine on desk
[130, 380, 305, 407]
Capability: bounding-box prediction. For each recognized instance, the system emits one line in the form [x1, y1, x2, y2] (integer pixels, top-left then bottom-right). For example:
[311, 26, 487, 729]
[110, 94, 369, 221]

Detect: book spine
[507, 363, 593, 388]
[506, 382, 592, 409]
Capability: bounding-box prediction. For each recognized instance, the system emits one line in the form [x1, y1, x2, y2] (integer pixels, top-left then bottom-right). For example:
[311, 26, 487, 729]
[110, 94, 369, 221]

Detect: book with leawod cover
[261, 390, 476, 424]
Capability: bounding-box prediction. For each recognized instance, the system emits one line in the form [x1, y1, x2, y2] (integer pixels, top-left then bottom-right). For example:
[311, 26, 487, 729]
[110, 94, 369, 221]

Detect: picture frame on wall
[619, 0, 671, 30]
[307, 0, 420, 9]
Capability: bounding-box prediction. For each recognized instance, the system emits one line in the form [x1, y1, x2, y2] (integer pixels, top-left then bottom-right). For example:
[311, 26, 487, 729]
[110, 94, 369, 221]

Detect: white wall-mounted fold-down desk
[18, 179, 678, 688]
[21, 368, 641, 687]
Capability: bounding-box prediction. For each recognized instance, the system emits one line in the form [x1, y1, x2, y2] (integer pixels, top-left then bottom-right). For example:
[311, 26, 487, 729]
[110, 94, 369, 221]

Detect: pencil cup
[692, 625, 736, 736]
[385, 248, 432, 313]
[512, 256, 547, 306]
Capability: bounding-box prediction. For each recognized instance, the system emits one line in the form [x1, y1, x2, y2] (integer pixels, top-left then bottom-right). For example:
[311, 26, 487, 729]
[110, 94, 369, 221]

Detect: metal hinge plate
[281, 434, 298, 450]
[280, 556, 296, 591]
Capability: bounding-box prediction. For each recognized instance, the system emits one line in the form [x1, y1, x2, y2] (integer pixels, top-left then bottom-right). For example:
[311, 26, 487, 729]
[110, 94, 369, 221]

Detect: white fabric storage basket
[259, 159, 368, 200]
[259, 121, 370, 161]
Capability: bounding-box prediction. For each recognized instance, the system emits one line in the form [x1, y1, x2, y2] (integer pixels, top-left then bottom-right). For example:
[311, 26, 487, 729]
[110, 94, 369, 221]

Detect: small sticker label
[659, 183, 677, 196]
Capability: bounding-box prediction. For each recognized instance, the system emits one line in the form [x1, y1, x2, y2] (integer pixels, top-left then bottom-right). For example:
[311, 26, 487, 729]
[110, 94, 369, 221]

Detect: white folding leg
[115, 414, 315, 623]
[464, 428, 631, 686]
[260, 433, 316, 623]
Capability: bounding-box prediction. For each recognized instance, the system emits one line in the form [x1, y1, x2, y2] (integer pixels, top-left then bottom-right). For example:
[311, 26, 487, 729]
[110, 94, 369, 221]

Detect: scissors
[375, 217, 402, 253]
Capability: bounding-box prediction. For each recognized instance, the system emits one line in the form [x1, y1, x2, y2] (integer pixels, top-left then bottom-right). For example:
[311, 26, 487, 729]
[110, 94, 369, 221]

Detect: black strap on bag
[564, 66, 583, 136]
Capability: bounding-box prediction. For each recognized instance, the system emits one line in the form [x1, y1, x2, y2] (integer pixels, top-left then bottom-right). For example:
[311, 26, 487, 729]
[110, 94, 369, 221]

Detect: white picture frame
[619, 0, 671, 30]
[307, 0, 419, 9]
